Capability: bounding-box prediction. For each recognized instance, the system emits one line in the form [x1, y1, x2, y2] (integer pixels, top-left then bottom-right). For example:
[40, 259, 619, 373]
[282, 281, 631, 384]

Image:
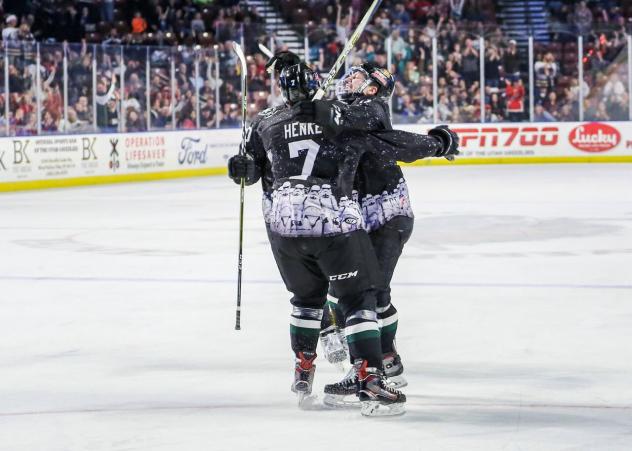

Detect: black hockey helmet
[279, 63, 321, 105]
[265, 50, 301, 75]
[336, 63, 395, 100]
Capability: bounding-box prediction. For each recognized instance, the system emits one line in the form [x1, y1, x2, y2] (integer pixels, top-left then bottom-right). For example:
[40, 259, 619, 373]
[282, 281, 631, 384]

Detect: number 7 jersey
[251, 107, 366, 238]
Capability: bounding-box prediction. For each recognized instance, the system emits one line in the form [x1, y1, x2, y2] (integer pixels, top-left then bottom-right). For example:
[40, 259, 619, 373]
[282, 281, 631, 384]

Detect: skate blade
[297, 392, 319, 410]
[360, 401, 406, 417]
[385, 375, 408, 389]
[323, 393, 360, 409]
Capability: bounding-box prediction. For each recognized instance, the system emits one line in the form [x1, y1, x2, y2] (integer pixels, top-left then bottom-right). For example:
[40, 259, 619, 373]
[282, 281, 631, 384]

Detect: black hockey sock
[345, 310, 382, 368]
[378, 303, 398, 355]
[290, 306, 323, 354]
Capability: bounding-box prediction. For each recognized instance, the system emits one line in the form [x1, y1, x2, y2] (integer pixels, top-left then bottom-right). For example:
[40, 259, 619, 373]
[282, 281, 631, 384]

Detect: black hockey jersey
[248, 104, 442, 238]
[317, 97, 432, 232]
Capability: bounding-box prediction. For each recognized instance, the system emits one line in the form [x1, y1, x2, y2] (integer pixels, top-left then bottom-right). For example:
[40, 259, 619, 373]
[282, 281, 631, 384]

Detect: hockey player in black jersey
[292, 63, 459, 407]
[227, 62, 457, 415]
[248, 62, 407, 416]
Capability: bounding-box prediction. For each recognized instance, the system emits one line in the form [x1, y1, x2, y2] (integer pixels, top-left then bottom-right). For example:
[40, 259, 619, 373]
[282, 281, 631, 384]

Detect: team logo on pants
[329, 270, 358, 281]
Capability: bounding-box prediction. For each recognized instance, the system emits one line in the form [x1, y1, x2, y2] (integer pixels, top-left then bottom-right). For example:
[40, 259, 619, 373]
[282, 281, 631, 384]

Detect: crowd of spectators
[0, 0, 631, 135]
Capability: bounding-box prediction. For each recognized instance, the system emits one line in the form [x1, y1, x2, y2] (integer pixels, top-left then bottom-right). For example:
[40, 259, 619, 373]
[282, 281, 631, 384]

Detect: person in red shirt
[505, 77, 525, 122]
[131, 12, 148, 34]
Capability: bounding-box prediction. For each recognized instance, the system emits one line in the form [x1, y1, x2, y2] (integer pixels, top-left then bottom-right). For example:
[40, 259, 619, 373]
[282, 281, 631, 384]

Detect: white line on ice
[1, 275, 630, 290]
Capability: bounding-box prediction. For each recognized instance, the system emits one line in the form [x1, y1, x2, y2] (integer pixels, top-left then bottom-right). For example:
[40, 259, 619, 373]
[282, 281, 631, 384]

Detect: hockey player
[228, 63, 457, 415]
[227, 50, 301, 223]
[247, 62, 406, 416]
[292, 63, 459, 406]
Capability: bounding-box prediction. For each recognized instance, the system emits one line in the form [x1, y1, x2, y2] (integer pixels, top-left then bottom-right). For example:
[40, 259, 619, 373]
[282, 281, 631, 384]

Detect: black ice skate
[383, 352, 407, 389]
[291, 352, 317, 408]
[319, 325, 348, 370]
[357, 360, 406, 417]
[323, 359, 362, 408]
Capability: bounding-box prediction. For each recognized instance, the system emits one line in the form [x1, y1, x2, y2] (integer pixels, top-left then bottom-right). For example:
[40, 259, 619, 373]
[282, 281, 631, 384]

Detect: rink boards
[1, 121, 631, 192]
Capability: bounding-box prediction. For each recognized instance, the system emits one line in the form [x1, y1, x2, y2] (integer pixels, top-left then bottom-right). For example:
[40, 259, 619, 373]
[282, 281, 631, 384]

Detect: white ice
[1, 164, 631, 451]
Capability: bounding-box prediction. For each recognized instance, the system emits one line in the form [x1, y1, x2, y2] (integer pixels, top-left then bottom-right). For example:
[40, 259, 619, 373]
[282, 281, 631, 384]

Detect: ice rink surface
[1, 163, 631, 451]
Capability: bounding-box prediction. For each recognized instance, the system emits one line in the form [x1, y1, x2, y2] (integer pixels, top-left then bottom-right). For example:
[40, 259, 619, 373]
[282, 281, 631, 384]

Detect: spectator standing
[502, 39, 520, 79]
[505, 77, 525, 122]
[2, 14, 19, 41]
[101, 0, 115, 23]
[132, 12, 148, 34]
[534, 52, 558, 101]
[461, 38, 479, 86]
[450, 0, 465, 20]
[572, 1, 593, 36]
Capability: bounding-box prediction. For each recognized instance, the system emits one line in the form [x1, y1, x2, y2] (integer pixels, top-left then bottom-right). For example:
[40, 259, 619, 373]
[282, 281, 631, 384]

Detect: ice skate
[291, 352, 317, 408]
[383, 352, 407, 389]
[357, 361, 406, 417]
[319, 325, 348, 370]
[323, 360, 362, 408]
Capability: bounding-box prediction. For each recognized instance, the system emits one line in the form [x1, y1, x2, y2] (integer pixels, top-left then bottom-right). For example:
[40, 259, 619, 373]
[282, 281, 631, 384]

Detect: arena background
[1, 0, 632, 191]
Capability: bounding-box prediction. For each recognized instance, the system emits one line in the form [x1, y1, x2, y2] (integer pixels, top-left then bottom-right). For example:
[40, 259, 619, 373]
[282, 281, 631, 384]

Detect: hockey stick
[313, 0, 383, 100]
[258, 42, 274, 58]
[232, 41, 248, 331]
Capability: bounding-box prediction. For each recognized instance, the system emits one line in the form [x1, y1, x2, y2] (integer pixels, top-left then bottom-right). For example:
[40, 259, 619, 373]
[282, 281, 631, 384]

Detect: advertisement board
[1, 122, 631, 192]
[397, 121, 632, 162]
[1, 129, 239, 191]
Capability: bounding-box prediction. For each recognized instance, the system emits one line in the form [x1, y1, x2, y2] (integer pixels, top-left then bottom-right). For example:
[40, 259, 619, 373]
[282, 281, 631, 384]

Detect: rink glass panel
[582, 29, 630, 122]
[0, 28, 629, 137]
[7, 40, 37, 136]
[38, 43, 67, 135]
[198, 47, 219, 129]
[94, 44, 123, 133]
[532, 32, 580, 122]
[147, 45, 173, 131]
[122, 45, 149, 133]
[65, 43, 95, 133]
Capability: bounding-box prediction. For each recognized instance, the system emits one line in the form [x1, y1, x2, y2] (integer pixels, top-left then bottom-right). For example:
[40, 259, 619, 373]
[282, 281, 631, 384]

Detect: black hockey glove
[428, 125, 460, 158]
[227, 154, 256, 185]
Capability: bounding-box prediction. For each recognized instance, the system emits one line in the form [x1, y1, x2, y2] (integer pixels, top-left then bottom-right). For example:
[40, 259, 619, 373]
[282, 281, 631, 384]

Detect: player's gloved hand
[428, 125, 460, 158]
[227, 154, 256, 184]
[291, 100, 316, 122]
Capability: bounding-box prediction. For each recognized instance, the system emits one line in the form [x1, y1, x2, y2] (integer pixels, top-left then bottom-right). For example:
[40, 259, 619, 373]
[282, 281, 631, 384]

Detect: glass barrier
[147, 45, 172, 130]
[123, 45, 149, 132]
[0, 24, 630, 137]
[583, 30, 629, 122]
[0, 43, 5, 136]
[66, 42, 94, 133]
[95, 44, 122, 133]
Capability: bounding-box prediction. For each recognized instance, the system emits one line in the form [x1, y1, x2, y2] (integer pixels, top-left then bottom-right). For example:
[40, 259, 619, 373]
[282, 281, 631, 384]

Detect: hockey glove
[227, 154, 256, 185]
[428, 125, 460, 158]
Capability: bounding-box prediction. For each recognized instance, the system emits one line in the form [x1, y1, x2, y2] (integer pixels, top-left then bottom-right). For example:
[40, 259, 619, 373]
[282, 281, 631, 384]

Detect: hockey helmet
[279, 63, 321, 105]
[265, 50, 301, 75]
[336, 63, 395, 100]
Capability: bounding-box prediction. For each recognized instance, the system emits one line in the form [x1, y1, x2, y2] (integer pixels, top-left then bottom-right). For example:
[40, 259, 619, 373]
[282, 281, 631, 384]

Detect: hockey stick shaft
[313, 0, 383, 100]
[232, 41, 248, 330]
[258, 42, 274, 58]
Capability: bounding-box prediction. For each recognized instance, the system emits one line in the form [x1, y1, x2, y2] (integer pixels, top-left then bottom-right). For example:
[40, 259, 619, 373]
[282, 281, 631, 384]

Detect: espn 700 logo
[454, 126, 559, 148]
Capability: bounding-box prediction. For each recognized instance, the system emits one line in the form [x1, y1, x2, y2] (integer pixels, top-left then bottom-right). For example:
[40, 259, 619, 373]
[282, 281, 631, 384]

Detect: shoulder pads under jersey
[258, 107, 276, 119]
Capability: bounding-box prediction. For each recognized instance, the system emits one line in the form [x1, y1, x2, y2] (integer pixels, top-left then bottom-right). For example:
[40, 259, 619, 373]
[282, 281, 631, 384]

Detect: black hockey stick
[313, 0, 383, 100]
[232, 41, 248, 330]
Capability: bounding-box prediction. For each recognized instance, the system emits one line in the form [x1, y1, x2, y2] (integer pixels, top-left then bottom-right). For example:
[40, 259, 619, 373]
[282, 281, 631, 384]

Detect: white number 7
[288, 139, 320, 179]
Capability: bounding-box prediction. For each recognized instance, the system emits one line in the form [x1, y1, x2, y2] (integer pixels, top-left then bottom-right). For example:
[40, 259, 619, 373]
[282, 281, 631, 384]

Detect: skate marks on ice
[404, 214, 622, 248]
